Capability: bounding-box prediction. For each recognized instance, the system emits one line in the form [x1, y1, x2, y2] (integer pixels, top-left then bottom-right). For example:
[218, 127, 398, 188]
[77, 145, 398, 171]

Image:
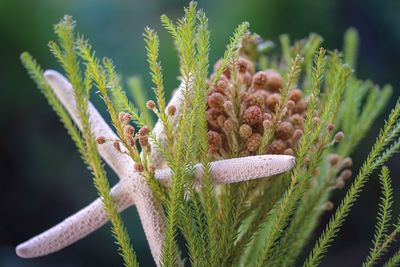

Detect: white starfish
[16, 70, 295, 266]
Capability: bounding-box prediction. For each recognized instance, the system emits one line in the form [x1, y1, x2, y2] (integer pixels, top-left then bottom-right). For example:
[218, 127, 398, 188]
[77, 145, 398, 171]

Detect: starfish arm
[16, 182, 133, 258]
[44, 70, 134, 179]
[155, 155, 296, 185]
[132, 179, 165, 265]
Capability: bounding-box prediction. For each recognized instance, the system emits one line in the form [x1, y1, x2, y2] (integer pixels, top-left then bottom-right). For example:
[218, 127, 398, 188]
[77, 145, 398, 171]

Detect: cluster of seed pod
[206, 57, 308, 158]
[96, 111, 151, 172]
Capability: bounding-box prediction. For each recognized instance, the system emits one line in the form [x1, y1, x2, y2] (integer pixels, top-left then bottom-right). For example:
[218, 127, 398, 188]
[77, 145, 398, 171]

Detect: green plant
[18, 2, 400, 266]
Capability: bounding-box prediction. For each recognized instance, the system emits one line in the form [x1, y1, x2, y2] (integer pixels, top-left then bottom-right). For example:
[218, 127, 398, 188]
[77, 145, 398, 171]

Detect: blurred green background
[1, 0, 399, 266]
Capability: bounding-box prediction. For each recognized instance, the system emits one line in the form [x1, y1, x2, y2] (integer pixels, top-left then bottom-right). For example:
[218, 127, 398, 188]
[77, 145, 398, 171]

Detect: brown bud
[246, 133, 262, 152]
[138, 126, 150, 136]
[328, 154, 341, 165]
[324, 201, 334, 211]
[207, 108, 223, 128]
[223, 101, 233, 113]
[243, 105, 263, 125]
[341, 157, 353, 168]
[293, 129, 303, 140]
[134, 163, 144, 173]
[289, 89, 303, 102]
[334, 132, 344, 142]
[126, 135, 135, 147]
[276, 121, 294, 140]
[340, 169, 352, 180]
[239, 124, 252, 139]
[167, 105, 177, 116]
[284, 148, 294, 156]
[208, 93, 225, 109]
[268, 139, 287, 154]
[123, 113, 132, 124]
[96, 136, 107, 144]
[113, 141, 121, 152]
[290, 114, 304, 129]
[207, 130, 222, 153]
[266, 93, 281, 111]
[327, 123, 334, 132]
[124, 125, 135, 136]
[223, 119, 234, 132]
[336, 178, 345, 189]
[138, 135, 149, 147]
[118, 112, 126, 123]
[236, 57, 249, 73]
[265, 69, 283, 92]
[294, 99, 308, 114]
[215, 78, 228, 94]
[287, 100, 295, 110]
[239, 72, 253, 87]
[146, 100, 156, 110]
[252, 71, 268, 89]
[263, 120, 272, 129]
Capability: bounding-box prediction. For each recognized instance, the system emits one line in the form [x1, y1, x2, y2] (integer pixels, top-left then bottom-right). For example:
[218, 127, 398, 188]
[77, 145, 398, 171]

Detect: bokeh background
[1, 0, 400, 266]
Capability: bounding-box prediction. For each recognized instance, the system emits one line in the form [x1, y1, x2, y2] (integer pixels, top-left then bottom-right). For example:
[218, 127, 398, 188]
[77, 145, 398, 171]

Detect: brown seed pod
[266, 93, 281, 111]
[242, 105, 263, 126]
[146, 100, 156, 110]
[294, 99, 308, 114]
[236, 57, 249, 73]
[207, 108, 223, 128]
[265, 69, 283, 92]
[289, 89, 303, 102]
[252, 71, 268, 90]
[167, 105, 176, 116]
[96, 136, 106, 145]
[239, 124, 253, 139]
[268, 139, 287, 154]
[208, 93, 225, 109]
[134, 163, 144, 173]
[246, 133, 262, 152]
[124, 125, 135, 136]
[276, 121, 294, 140]
[207, 130, 222, 153]
[290, 114, 304, 129]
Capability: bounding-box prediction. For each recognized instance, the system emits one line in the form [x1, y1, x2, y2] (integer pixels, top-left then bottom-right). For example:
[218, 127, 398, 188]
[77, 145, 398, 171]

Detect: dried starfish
[16, 70, 295, 265]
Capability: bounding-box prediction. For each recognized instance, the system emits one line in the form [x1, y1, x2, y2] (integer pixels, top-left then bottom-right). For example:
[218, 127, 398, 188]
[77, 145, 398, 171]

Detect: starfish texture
[16, 70, 295, 265]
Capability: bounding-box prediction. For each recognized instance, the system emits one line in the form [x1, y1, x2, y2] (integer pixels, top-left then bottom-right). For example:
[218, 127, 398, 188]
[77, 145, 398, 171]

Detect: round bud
[146, 100, 156, 110]
[118, 112, 126, 123]
[252, 71, 268, 89]
[96, 136, 106, 145]
[293, 129, 303, 140]
[341, 157, 353, 168]
[223, 101, 233, 113]
[284, 148, 294, 156]
[246, 133, 262, 152]
[266, 93, 281, 111]
[328, 154, 341, 165]
[208, 93, 225, 109]
[207, 130, 222, 153]
[289, 89, 303, 102]
[276, 121, 294, 140]
[138, 126, 150, 136]
[294, 99, 308, 114]
[236, 57, 249, 73]
[336, 178, 345, 190]
[334, 132, 344, 142]
[122, 113, 132, 124]
[167, 105, 177, 116]
[340, 169, 352, 180]
[243, 105, 263, 125]
[113, 141, 121, 152]
[287, 100, 295, 110]
[327, 123, 334, 131]
[134, 163, 144, 173]
[265, 69, 283, 92]
[124, 125, 135, 136]
[126, 135, 135, 147]
[223, 119, 234, 132]
[239, 124, 252, 139]
[324, 201, 334, 211]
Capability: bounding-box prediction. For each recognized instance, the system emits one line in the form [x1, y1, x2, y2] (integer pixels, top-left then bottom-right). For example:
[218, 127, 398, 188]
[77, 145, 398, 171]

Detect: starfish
[16, 70, 295, 265]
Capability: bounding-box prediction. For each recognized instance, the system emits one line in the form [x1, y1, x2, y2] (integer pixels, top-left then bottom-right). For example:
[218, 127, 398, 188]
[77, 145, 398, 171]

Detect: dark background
[1, 0, 400, 266]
